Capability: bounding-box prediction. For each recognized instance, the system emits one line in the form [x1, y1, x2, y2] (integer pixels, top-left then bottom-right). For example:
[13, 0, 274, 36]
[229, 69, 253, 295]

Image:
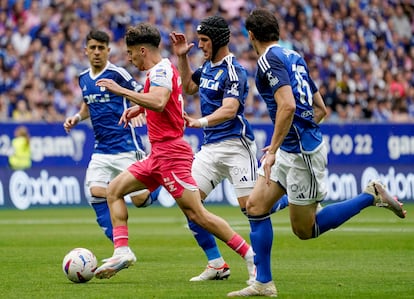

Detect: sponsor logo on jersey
[200, 78, 219, 91]
[84, 93, 110, 104]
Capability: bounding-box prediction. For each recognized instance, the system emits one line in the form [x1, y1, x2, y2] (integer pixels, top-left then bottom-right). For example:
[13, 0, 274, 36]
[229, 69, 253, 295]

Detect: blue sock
[91, 201, 113, 241]
[314, 193, 374, 237]
[270, 195, 289, 214]
[249, 214, 273, 283]
[187, 218, 222, 261]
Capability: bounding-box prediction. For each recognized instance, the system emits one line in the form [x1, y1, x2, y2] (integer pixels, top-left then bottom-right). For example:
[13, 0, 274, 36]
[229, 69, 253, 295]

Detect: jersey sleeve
[114, 67, 143, 93]
[149, 65, 173, 91]
[222, 65, 248, 103]
[265, 52, 291, 95]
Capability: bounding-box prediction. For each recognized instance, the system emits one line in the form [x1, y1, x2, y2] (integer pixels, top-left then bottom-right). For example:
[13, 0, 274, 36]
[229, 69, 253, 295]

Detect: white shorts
[258, 143, 328, 205]
[86, 150, 144, 190]
[192, 138, 257, 198]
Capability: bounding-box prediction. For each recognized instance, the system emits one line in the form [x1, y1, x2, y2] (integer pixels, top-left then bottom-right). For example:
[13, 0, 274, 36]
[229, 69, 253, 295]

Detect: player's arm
[263, 85, 296, 184]
[267, 85, 295, 154]
[184, 97, 239, 128]
[169, 32, 199, 95]
[96, 78, 170, 112]
[312, 91, 327, 124]
[63, 102, 90, 133]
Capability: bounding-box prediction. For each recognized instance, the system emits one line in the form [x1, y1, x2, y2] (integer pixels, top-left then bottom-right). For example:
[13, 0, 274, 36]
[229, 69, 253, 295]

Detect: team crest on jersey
[266, 71, 279, 87]
[214, 70, 224, 80]
[227, 83, 239, 97]
[82, 85, 87, 91]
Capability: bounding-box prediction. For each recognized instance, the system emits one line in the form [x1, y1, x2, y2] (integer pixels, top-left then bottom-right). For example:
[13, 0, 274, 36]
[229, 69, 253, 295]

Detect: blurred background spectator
[0, 0, 413, 123]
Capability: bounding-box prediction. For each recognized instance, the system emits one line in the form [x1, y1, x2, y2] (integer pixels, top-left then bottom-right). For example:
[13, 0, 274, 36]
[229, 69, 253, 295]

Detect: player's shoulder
[224, 54, 244, 69]
[106, 62, 133, 80]
[79, 68, 89, 78]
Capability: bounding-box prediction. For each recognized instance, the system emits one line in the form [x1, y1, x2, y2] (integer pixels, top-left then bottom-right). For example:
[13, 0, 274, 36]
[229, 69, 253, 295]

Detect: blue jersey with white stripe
[192, 54, 254, 144]
[79, 62, 144, 154]
[255, 45, 323, 153]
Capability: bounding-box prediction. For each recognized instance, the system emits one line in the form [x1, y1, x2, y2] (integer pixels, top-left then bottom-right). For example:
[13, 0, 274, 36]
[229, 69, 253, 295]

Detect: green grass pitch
[0, 204, 413, 299]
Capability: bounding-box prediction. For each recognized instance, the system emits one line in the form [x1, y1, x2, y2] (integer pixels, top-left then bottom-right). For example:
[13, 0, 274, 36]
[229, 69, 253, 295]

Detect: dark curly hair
[125, 23, 161, 48]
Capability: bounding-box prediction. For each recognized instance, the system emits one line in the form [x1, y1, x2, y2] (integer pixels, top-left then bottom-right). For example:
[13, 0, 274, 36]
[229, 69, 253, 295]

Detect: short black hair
[125, 23, 161, 48]
[86, 29, 110, 45]
[245, 8, 279, 42]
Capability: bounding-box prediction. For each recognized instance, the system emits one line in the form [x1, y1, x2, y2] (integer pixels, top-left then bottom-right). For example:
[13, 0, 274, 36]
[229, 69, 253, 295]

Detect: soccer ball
[62, 248, 98, 283]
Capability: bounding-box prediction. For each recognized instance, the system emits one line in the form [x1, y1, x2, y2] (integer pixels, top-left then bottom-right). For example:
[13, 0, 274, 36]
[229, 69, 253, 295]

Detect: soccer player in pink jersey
[93, 23, 254, 280]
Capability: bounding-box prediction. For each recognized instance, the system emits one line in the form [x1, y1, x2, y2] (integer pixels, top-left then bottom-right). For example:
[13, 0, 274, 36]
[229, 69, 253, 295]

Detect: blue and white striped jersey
[255, 45, 323, 154]
[78, 62, 144, 154]
[192, 54, 254, 144]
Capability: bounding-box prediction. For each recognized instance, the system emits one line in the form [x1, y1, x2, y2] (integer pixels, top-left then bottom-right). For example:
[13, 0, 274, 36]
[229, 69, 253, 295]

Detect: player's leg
[86, 153, 115, 241]
[176, 189, 254, 283]
[95, 170, 148, 279]
[288, 146, 405, 240]
[90, 187, 113, 241]
[188, 146, 229, 281]
[227, 174, 281, 297]
[308, 181, 406, 238]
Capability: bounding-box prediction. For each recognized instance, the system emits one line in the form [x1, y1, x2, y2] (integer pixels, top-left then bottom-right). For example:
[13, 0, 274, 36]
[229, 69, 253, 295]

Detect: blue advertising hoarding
[0, 122, 413, 209]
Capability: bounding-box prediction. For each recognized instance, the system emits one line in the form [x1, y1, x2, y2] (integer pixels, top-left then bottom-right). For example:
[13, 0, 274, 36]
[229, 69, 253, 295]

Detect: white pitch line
[1, 219, 412, 234]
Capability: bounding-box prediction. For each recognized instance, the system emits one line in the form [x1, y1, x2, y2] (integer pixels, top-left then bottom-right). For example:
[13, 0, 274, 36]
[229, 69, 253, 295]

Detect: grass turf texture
[0, 204, 412, 299]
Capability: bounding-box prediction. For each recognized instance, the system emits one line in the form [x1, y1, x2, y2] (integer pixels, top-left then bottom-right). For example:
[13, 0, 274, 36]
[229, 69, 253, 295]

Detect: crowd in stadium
[1, 0, 414, 123]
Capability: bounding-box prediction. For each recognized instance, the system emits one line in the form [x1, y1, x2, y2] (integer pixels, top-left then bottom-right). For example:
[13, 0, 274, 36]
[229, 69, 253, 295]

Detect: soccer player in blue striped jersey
[64, 30, 161, 242]
[170, 16, 289, 285]
[228, 8, 406, 297]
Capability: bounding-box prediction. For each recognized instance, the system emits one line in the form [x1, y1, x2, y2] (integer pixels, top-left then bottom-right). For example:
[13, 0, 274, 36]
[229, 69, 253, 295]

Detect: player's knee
[106, 184, 121, 203]
[292, 227, 313, 240]
[186, 210, 208, 228]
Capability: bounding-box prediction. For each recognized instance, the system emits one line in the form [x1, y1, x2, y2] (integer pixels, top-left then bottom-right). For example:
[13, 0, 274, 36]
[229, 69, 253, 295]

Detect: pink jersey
[143, 58, 185, 143]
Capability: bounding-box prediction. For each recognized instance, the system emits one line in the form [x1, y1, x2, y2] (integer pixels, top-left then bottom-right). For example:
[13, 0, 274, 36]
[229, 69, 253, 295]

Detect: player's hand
[183, 113, 202, 128]
[119, 106, 143, 127]
[169, 32, 194, 56]
[96, 78, 122, 94]
[261, 146, 276, 185]
[130, 113, 146, 127]
[63, 116, 79, 133]
[263, 152, 276, 186]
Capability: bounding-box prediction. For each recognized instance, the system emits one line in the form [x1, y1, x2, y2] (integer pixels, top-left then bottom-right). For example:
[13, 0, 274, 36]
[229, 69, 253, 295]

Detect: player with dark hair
[64, 29, 160, 243]
[227, 8, 406, 297]
[170, 15, 289, 284]
[92, 23, 255, 281]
